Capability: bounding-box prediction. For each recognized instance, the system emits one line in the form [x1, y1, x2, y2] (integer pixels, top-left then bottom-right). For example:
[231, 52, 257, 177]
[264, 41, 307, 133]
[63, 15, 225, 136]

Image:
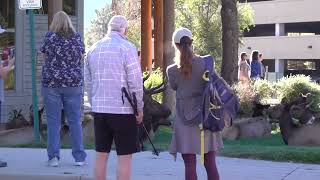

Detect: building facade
[239, 0, 320, 81]
[0, 0, 84, 123]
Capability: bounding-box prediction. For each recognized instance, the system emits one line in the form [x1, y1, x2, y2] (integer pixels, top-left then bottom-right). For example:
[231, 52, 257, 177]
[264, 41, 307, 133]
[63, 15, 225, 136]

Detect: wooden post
[154, 0, 164, 68]
[141, 0, 152, 71]
[48, 0, 63, 28]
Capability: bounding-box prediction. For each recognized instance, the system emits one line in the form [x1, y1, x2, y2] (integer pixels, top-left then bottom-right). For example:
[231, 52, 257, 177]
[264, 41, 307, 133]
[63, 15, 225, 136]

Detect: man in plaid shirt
[84, 15, 144, 180]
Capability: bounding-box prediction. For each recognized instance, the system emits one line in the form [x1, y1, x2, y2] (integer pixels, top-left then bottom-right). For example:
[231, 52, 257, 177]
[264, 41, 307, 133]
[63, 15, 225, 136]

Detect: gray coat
[166, 56, 223, 157]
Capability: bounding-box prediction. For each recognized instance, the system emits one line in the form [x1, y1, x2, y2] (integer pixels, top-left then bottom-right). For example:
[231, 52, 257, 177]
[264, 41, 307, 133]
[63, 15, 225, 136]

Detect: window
[239, 0, 274, 3]
[243, 24, 275, 37]
[262, 59, 275, 72]
[0, 0, 15, 90]
[63, 0, 76, 16]
[285, 22, 320, 36]
[31, 0, 76, 16]
[286, 60, 316, 71]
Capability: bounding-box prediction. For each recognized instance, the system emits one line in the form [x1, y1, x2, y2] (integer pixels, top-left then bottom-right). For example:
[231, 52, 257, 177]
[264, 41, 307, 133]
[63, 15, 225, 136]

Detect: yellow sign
[19, 0, 42, 10]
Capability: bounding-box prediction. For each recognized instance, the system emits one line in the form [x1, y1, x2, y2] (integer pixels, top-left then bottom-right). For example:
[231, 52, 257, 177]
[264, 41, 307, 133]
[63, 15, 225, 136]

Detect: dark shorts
[93, 113, 138, 155]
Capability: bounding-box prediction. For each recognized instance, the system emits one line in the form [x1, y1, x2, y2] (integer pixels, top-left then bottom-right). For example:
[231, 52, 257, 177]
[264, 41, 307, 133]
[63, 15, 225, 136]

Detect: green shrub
[276, 75, 320, 112]
[143, 68, 164, 103]
[252, 80, 276, 104]
[233, 82, 257, 116]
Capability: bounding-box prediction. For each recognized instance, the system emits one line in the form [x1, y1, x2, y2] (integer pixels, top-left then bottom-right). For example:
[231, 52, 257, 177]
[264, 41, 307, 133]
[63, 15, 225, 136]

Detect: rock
[223, 117, 271, 140]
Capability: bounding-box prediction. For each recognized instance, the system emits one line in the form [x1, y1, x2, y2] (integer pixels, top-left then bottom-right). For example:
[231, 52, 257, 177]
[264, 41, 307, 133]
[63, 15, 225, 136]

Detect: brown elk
[137, 73, 171, 150]
[268, 95, 320, 146]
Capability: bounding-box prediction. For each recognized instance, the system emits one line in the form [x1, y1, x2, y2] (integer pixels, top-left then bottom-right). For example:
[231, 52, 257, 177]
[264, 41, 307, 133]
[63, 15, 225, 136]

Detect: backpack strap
[202, 55, 214, 74]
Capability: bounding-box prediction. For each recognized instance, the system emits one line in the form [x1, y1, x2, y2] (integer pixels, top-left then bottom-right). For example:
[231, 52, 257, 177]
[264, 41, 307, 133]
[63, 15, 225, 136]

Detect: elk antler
[145, 76, 168, 95]
[143, 71, 152, 82]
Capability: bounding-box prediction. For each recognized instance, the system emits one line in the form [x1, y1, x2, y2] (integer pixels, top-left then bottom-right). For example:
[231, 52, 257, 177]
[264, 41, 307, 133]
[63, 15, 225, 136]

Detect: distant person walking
[84, 15, 144, 180]
[238, 52, 251, 83]
[39, 11, 86, 167]
[259, 53, 265, 79]
[250, 50, 262, 80]
[0, 26, 15, 167]
[167, 27, 223, 180]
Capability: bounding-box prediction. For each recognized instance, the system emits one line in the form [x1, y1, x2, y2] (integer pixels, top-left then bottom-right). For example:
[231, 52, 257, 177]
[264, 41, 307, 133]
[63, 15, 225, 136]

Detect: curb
[0, 173, 93, 180]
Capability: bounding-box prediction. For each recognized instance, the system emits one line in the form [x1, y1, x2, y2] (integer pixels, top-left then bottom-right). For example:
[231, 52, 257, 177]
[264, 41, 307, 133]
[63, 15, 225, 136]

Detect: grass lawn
[146, 126, 320, 164]
[3, 126, 320, 164]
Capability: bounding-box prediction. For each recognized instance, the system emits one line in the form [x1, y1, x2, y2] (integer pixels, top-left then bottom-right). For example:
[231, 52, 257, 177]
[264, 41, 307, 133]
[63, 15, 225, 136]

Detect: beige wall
[250, 0, 320, 24]
[239, 35, 320, 60]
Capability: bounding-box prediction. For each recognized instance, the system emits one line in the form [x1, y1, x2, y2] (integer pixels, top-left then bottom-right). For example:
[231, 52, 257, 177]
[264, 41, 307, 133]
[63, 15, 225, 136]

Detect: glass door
[0, 0, 15, 90]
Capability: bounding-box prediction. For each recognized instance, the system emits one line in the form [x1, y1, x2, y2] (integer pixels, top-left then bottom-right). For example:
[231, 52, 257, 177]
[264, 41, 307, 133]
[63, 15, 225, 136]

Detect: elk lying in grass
[268, 95, 320, 146]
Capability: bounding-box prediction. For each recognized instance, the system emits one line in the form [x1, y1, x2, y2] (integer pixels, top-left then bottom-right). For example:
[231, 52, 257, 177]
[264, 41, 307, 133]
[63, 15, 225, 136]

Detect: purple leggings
[182, 151, 219, 180]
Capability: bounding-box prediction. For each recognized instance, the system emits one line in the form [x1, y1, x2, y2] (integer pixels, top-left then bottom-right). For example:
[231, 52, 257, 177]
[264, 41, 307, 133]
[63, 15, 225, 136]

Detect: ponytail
[177, 36, 193, 79]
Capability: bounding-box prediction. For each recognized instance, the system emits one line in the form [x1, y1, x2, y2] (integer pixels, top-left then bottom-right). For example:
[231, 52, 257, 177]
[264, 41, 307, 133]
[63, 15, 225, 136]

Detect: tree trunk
[221, 0, 239, 85]
[163, 0, 176, 120]
[154, 0, 164, 68]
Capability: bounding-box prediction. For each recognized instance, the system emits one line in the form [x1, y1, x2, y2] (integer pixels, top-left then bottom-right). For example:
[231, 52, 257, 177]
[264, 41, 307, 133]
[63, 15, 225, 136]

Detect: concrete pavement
[0, 148, 319, 180]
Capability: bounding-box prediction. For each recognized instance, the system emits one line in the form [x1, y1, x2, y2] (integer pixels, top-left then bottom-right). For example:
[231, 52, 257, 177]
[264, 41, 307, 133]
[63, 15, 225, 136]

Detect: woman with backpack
[166, 27, 223, 180]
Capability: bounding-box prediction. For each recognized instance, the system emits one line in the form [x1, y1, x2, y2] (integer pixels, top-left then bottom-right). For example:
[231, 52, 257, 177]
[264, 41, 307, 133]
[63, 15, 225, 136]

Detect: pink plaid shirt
[84, 31, 144, 114]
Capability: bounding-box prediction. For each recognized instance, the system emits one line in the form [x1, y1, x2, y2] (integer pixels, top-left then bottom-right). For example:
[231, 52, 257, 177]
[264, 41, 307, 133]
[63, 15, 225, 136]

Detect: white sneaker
[48, 157, 59, 167]
[74, 161, 86, 166]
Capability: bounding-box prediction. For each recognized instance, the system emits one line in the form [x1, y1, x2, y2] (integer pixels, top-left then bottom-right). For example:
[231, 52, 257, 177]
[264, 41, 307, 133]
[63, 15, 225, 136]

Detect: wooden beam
[154, 0, 164, 68]
[48, 0, 63, 28]
[141, 0, 153, 71]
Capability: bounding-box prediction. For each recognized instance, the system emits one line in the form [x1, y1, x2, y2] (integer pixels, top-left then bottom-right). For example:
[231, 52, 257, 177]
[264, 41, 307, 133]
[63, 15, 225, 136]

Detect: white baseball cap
[172, 27, 193, 44]
[108, 15, 128, 31]
[0, 26, 6, 34]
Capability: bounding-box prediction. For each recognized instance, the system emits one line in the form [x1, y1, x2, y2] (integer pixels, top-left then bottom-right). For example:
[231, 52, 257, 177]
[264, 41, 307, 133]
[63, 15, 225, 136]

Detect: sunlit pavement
[0, 148, 319, 180]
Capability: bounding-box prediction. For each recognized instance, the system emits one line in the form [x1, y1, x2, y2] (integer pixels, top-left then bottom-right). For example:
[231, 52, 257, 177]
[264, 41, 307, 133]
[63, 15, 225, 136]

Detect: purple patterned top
[40, 31, 85, 88]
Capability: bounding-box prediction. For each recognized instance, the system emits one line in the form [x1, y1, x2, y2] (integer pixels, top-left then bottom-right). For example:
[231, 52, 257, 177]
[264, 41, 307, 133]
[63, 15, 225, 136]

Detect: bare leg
[94, 152, 109, 180]
[117, 155, 132, 180]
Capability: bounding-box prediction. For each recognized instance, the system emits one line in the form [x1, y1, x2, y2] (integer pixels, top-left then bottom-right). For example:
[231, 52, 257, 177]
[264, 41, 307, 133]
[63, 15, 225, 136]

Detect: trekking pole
[133, 92, 159, 156]
[141, 121, 159, 156]
[121, 88, 160, 156]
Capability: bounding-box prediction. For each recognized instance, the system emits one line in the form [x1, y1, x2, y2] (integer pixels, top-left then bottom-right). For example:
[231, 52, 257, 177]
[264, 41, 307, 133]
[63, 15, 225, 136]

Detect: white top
[84, 31, 144, 114]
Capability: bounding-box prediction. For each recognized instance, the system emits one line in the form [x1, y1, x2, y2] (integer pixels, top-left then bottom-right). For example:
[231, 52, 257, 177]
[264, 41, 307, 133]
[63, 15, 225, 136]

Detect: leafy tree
[85, 4, 113, 47]
[175, 0, 254, 72]
[85, 1, 141, 48]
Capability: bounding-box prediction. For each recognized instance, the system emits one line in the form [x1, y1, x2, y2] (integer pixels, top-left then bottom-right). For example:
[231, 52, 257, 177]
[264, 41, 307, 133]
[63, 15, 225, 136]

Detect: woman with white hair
[39, 11, 86, 167]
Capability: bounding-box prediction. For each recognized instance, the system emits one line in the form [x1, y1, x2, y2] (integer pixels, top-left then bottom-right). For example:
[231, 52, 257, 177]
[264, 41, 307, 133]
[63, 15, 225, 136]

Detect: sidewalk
[0, 148, 320, 180]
